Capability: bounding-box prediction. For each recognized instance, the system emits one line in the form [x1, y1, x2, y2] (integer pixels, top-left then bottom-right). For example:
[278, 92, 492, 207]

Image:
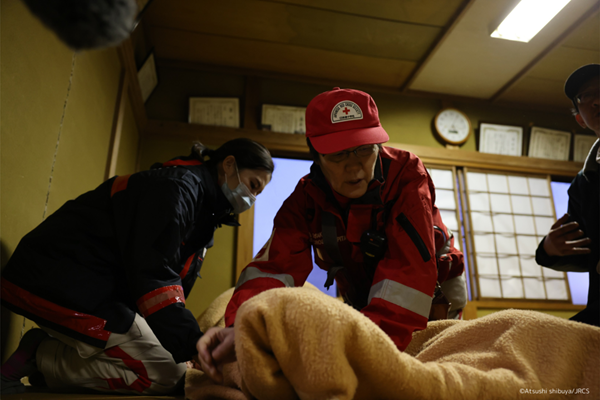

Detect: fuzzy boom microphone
[21, 0, 138, 50]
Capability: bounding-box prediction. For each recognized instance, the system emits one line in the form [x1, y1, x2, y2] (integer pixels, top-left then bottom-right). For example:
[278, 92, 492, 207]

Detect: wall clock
[434, 108, 472, 146]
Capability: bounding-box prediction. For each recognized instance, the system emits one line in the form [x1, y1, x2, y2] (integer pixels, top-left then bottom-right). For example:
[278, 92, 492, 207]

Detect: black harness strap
[322, 211, 345, 289]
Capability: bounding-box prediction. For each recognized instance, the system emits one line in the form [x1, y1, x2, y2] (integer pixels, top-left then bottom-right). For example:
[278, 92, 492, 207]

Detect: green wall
[1, 1, 139, 361]
[146, 65, 583, 153]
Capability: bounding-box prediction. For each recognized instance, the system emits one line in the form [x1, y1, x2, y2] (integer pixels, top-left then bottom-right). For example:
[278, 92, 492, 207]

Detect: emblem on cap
[331, 100, 363, 124]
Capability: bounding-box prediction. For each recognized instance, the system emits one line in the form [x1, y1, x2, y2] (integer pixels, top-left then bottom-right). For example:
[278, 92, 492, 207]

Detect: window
[463, 169, 570, 301]
[249, 157, 579, 305]
[253, 157, 337, 296]
[551, 181, 588, 305]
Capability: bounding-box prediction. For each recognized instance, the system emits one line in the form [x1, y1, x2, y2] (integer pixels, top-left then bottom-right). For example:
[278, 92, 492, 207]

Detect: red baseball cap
[305, 87, 389, 154]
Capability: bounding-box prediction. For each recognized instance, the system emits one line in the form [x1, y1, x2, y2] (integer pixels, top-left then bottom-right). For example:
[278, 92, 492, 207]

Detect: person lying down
[187, 284, 599, 400]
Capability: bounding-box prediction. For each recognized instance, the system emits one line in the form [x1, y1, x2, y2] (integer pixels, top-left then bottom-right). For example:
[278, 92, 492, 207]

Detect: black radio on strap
[322, 211, 345, 289]
[321, 211, 370, 310]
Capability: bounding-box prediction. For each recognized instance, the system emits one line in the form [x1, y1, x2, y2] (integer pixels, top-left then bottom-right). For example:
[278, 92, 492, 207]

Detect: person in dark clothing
[536, 64, 599, 327]
[0, 138, 273, 395]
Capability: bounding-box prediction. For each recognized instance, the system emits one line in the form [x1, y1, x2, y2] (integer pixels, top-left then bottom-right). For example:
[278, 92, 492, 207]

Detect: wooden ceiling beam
[145, 119, 308, 155]
[490, 2, 600, 103]
[400, 0, 477, 92]
[117, 38, 148, 132]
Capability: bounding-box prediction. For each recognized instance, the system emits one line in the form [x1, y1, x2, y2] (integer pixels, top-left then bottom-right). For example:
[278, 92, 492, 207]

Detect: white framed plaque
[261, 104, 306, 134]
[189, 98, 240, 128]
[527, 127, 571, 161]
[479, 123, 523, 156]
[137, 52, 158, 103]
[573, 134, 598, 162]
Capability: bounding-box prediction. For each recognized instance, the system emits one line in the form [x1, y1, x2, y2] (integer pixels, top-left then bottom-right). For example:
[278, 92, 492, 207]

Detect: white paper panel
[430, 169, 454, 189]
[469, 193, 490, 211]
[474, 233, 496, 253]
[436, 189, 456, 210]
[520, 257, 542, 276]
[523, 278, 546, 299]
[487, 174, 509, 193]
[545, 279, 568, 300]
[467, 172, 488, 191]
[490, 194, 512, 213]
[454, 236, 461, 251]
[542, 267, 564, 278]
[471, 212, 493, 232]
[508, 176, 529, 195]
[498, 256, 520, 276]
[535, 217, 554, 235]
[517, 235, 538, 255]
[495, 234, 517, 254]
[511, 195, 532, 214]
[514, 215, 536, 234]
[531, 197, 554, 217]
[477, 255, 498, 275]
[528, 177, 550, 197]
[440, 210, 458, 231]
[501, 277, 524, 298]
[493, 214, 514, 233]
[479, 277, 502, 298]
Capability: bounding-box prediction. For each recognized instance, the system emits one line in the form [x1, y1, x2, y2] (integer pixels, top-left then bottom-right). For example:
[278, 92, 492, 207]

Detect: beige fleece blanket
[186, 287, 600, 400]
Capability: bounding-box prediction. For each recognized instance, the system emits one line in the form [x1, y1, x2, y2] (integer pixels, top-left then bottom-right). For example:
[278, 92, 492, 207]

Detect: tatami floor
[3, 396, 183, 400]
[2, 386, 184, 399]
[3, 392, 183, 400]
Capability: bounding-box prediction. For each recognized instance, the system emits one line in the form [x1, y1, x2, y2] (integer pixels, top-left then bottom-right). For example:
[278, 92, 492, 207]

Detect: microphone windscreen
[22, 0, 138, 50]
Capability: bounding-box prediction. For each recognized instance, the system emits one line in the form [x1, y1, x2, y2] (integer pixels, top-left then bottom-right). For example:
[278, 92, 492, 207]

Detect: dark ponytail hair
[191, 138, 274, 173]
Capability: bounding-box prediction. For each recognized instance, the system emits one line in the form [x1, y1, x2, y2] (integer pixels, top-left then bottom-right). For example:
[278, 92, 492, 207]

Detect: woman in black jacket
[1, 138, 273, 395]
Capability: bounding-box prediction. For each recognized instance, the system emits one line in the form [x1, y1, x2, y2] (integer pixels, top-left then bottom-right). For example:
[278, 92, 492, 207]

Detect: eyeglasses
[322, 144, 377, 163]
[575, 88, 599, 105]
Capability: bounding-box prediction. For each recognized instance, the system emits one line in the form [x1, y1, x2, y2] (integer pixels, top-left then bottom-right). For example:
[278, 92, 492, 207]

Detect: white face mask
[221, 161, 256, 214]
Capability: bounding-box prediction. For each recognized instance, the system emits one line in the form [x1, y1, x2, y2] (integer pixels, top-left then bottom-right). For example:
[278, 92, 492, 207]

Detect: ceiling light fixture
[491, 0, 572, 43]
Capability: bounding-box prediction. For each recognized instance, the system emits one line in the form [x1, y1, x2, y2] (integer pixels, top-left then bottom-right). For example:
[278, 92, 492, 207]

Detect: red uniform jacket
[225, 147, 464, 350]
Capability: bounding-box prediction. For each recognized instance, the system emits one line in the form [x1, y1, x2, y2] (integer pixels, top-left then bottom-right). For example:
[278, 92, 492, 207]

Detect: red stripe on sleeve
[179, 254, 194, 280]
[162, 159, 202, 167]
[111, 175, 131, 197]
[1, 278, 111, 342]
[136, 285, 185, 318]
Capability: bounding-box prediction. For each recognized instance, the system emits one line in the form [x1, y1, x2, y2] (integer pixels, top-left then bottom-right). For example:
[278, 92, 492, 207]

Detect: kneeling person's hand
[195, 327, 236, 383]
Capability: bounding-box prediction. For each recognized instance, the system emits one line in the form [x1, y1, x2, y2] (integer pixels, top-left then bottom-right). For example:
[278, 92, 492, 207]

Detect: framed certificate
[478, 123, 523, 156]
[137, 52, 158, 103]
[573, 134, 598, 162]
[189, 97, 240, 128]
[527, 127, 571, 161]
[261, 104, 306, 134]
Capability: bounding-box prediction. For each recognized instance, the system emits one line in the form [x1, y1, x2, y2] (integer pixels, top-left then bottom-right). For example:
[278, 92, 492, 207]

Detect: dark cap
[564, 64, 600, 101]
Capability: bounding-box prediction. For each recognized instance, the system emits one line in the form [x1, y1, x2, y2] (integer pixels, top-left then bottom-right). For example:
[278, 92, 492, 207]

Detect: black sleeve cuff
[173, 330, 203, 364]
[535, 237, 561, 267]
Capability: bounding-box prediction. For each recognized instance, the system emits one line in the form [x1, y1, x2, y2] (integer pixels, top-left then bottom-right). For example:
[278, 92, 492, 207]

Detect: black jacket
[536, 139, 599, 327]
[1, 157, 237, 363]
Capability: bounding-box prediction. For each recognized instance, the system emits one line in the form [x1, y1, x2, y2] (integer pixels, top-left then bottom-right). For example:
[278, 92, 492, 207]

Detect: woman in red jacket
[199, 88, 466, 382]
[1, 138, 273, 395]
